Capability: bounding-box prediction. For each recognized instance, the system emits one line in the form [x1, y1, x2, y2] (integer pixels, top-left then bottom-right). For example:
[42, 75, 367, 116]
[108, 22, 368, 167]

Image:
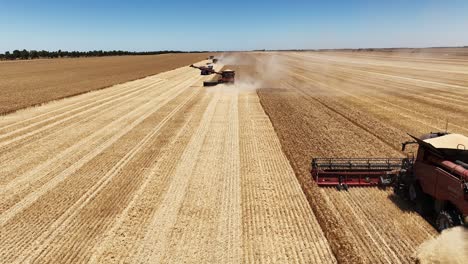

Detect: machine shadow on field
[388, 192, 438, 228]
[387, 193, 414, 212]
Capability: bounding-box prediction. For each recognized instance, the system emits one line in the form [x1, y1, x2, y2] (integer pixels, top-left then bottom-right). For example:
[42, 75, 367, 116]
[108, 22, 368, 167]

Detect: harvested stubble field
[1, 50, 467, 263]
[0, 59, 335, 263]
[255, 51, 468, 263]
[0, 53, 212, 114]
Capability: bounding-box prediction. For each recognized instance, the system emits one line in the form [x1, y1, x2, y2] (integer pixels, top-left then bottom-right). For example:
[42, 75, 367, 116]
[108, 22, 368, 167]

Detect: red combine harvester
[312, 132, 468, 231]
[203, 69, 235, 86]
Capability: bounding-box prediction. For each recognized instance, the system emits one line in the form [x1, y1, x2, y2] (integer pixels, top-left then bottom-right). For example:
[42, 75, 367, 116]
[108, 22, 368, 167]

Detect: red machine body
[397, 133, 468, 230]
[311, 132, 468, 230]
[217, 70, 235, 84]
[415, 157, 468, 211]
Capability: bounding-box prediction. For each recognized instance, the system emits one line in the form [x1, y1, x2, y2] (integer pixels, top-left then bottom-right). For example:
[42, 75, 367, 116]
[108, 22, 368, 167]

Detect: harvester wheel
[436, 210, 462, 231]
[336, 184, 342, 191]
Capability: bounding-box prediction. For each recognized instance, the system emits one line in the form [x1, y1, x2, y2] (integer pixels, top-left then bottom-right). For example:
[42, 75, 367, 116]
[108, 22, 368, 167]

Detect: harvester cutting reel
[311, 157, 412, 191]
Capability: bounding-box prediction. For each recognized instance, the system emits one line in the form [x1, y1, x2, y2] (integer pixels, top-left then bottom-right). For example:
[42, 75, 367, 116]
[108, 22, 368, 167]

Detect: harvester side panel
[414, 157, 468, 217]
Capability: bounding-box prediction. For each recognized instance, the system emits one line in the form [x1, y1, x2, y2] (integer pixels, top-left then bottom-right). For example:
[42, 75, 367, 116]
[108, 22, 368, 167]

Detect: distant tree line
[0, 49, 208, 60]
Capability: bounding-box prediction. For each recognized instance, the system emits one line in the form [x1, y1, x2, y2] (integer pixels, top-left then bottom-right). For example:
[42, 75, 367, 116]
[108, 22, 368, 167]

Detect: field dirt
[0, 60, 335, 263]
[254, 51, 468, 263]
[0, 53, 213, 114]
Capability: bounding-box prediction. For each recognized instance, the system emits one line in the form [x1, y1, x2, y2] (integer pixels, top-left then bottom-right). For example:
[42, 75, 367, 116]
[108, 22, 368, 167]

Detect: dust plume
[414, 227, 468, 264]
[217, 52, 287, 91]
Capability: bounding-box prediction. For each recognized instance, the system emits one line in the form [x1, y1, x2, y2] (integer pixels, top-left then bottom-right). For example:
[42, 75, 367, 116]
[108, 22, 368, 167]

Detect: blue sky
[1, 0, 468, 52]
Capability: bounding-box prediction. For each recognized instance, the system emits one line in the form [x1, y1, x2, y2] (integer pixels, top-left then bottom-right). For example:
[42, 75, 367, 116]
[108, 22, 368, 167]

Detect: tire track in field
[0, 70, 195, 150]
[287, 62, 468, 133]
[214, 91, 242, 263]
[215, 92, 243, 263]
[0, 75, 194, 203]
[338, 68, 468, 105]
[134, 92, 220, 263]
[90, 88, 333, 263]
[285, 53, 468, 99]
[330, 69, 468, 121]
[285, 55, 468, 117]
[287, 65, 468, 138]
[239, 92, 336, 264]
[0, 78, 163, 138]
[286, 54, 468, 124]
[0, 73, 201, 221]
[298, 60, 468, 111]
[160, 93, 233, 263]
[0, 70, 206, 262]
[0, 79, 139, 130]
[0, 71, 196, 186]
[0, 79, 166, 177]
[0, 64, 189, 130]
[285, 76, 403, 155]
[0, 65, 194, 141]
[18, 84, 202, 263]
[89, 93, 212, 263]
[294, 52, 468, 74]
[291, 52, 468, 88]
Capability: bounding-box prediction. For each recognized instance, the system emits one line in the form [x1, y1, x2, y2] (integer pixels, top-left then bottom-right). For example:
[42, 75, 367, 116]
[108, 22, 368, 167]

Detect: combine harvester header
[311, 157, 407, 190]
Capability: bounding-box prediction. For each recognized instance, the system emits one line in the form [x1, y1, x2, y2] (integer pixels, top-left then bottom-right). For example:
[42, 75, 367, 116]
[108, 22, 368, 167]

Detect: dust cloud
[217, 52, 287, 91]
[414, 226, 468, 264]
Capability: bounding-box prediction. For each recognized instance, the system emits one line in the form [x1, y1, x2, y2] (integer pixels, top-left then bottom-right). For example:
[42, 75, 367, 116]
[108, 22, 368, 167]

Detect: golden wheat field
[1, 51, 468, 263]
[0, 53, 212, 114]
